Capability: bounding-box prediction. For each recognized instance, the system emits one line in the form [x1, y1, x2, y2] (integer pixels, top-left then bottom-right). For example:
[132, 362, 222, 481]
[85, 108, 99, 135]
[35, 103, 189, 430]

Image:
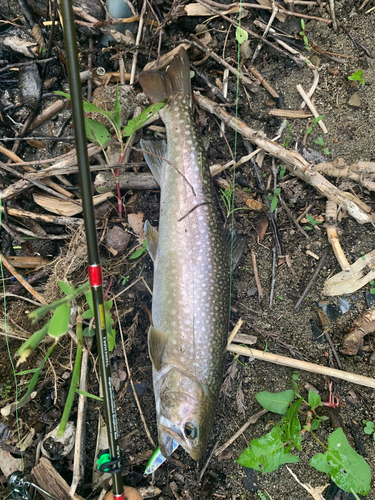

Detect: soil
[1, 0, 375, 499]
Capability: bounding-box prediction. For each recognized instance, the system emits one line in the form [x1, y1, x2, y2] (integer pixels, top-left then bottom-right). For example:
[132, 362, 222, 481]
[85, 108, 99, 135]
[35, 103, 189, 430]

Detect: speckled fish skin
[139, 49, 230, 460]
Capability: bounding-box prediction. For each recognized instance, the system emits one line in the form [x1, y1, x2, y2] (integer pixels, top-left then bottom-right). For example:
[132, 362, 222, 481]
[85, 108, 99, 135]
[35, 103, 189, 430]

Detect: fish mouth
[160, 424, 203, 461]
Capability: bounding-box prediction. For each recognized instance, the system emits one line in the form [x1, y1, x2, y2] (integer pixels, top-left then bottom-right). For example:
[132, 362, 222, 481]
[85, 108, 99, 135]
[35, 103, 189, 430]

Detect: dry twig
[325, 200, 350, 272]
[227, 343, 375, 389]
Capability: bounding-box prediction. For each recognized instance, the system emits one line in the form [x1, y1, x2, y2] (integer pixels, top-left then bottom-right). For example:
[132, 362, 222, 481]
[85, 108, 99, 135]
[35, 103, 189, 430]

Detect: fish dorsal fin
[148, 326, 168, 372]
[139, 48, 191, 104]
[222, 226, 247, 271]
[139, 139, 167, 186]
[144, 220, 158, 262]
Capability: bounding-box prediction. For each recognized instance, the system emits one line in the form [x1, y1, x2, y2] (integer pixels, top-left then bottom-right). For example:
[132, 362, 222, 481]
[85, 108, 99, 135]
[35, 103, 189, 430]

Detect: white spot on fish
[187, 140, 193, 145]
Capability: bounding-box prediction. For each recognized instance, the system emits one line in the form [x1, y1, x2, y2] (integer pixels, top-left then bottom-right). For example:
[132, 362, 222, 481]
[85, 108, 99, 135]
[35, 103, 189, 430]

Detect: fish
[139, 48, 245, 461]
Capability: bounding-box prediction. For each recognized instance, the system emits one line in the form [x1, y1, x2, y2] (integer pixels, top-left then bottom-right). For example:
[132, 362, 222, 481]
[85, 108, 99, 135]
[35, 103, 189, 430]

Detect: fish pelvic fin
[144, 220, 158, 261]
[139, 139, 167, 185]
[148, 325, 168, 372]
[139, 48, 191, 104]
[223, 226, 247, 271]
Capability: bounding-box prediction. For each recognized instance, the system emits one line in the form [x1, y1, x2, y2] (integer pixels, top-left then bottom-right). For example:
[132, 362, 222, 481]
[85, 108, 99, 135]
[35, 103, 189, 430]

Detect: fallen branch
[0, 252, 46, 305]
[227, 343, 375, 389]
[194, 92, 374, 224]
[314, 158, 375, 191]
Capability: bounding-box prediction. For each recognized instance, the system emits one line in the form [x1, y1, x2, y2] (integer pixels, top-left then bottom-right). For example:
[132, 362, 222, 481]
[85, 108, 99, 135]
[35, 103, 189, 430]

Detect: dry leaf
[128, 212, 145, 238]
[33, 192, 114, 216]
[0, 450, 22, 477]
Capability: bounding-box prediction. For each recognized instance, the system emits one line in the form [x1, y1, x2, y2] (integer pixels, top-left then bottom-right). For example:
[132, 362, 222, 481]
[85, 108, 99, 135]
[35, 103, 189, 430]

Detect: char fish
[139, 48, 244, 460]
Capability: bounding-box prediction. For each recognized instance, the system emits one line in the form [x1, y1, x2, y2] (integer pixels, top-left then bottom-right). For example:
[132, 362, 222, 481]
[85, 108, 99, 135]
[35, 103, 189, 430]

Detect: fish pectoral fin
[148, 325, 168, 371]
[139, 139, 167, 186]
[144, 220, 158, 261]
[223, 226, 247, 271]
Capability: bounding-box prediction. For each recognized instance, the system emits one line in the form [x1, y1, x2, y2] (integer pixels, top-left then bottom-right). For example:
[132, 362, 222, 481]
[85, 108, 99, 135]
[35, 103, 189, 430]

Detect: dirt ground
[1, 0, 375, 499]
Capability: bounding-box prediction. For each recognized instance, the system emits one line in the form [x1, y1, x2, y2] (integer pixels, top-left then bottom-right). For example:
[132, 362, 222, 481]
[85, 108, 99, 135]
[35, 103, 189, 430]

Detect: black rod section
[58, 1, 124, 497]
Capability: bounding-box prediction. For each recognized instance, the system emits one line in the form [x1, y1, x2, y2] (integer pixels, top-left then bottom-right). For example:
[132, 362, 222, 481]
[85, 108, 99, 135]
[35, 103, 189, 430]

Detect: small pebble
[348, 92, 361, 107]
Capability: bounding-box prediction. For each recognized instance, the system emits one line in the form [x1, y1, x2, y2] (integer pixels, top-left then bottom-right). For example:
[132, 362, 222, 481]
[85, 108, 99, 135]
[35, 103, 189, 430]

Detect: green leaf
[15, 369, 38, 376]
[236, 27, 248, 45]
[291, 380, 301, 398]
[58, 280, 75, 296]
[55, 91, 105, 115]
[82, 326, 96, 337]
[81, 309, 95, 320]
[255, 390, 294, 415]
[123, 101, 167, 137]
[270, 196, 278, 213]
[305, 126, 313, 135]
[113, 86, 122, 133]
[105, 312, 116, 351]
[348, 70, 365, 85]
[311, 418, 321, 431]
[85, 291, 94, 311]
[365, 421, 374, 430]
[129, 240, 148, 259]
[104, 299, 113, 310]
[279, 165, 286, 179]
[310, 428, 371, 495]
[281, 399, 302, 450]
[48, 302, 70, 337]
[323, 147, 330, 155]
[313, 115, 324, 126]
[76, 388, 103, 401]
[273, 188, 281, 196]
[308, 390, 322, 411]
[237, 424, 299, 472]
[20, 344, 55, 402]
[304, 226, 313, 231]
[85, 118, 111, 148]
[300, 19, 305, 30]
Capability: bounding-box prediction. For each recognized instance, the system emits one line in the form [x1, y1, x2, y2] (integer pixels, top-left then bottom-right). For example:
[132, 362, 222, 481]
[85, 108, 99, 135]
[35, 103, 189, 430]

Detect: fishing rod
[58, 0, 124, 498]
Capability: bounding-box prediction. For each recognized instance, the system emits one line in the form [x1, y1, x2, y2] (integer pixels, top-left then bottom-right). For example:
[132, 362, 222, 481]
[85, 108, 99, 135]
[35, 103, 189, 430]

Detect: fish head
[157, 367, 211, 460]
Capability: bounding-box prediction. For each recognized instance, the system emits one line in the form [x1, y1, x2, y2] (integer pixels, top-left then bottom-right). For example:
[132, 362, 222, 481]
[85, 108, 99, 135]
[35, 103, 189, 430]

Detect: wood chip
[269, 109, 313, 118]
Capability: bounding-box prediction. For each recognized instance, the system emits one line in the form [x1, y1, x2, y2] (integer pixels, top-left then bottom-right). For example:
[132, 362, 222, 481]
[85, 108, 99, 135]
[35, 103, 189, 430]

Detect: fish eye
[184, 422, 197, 440]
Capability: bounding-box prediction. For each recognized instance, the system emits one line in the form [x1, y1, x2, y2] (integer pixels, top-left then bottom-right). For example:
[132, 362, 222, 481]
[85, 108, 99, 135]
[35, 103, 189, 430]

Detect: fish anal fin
[144, 220, 158, 261]
[139, 139, 167, 185]
[148, 326, 168, 372]
[223, 226, 247, 271]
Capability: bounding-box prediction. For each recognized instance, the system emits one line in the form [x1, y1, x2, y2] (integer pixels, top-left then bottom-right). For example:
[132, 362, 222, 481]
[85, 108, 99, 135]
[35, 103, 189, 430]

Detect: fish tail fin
[139, 48, 191, 104]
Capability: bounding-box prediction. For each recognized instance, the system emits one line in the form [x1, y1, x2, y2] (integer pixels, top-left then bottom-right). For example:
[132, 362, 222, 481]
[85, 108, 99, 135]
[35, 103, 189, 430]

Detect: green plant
[279, 164, 286, 180]
[82, 291, 116, 350]
[257, 491, 274, 500]
[268, 187, 281, 212]
[305, 115, 324, 135]
[299, 20, 310, 51]
[313, 136, 330, 155]
[361, 251, 366, 261]
[237, 386, 371, 496]
[348, 70, 365, 85]
[363, 420, 375, 441]
[220, 186, 251, 218]
[129, 239, 148, 260]
[55, 90, 166, 217]
[121, 274, 130, 285]
[1, 382, 12, 400]
[282, 121, 292, 148]
[370, 280, 375, 295]
[303, 214, 323, 231]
